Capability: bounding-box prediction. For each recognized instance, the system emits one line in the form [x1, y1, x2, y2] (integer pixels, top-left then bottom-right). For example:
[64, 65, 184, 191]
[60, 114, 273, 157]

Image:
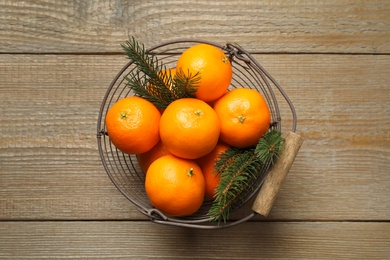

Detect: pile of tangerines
[105, 43, 271, 217]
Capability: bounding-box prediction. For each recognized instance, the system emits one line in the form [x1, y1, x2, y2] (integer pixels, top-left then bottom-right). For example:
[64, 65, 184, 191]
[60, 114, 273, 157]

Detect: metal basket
[97, 40, 297, 229]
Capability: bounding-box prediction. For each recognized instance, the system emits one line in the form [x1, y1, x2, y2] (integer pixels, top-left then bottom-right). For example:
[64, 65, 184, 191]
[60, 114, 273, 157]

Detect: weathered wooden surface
[1, 0, 389, 258]
[1, 54, 389, 221]
[0, 0, 389, 54]
[0, 222, 389, 259]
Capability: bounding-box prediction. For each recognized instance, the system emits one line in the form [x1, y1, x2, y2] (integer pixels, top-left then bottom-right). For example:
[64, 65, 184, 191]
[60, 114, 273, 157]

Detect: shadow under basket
[97, 39, 302, 229]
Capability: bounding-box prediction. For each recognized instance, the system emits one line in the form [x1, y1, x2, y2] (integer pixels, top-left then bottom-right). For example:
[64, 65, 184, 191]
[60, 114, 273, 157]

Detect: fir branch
[173, 68, 201, 98]
[121, 37, 166, 86]
[121, 36, 199, 108]
[209, 149, 262, 223]
[124, 73, 168, 108]
[255, 129, 285, 164]
[208, 129, 285, 224]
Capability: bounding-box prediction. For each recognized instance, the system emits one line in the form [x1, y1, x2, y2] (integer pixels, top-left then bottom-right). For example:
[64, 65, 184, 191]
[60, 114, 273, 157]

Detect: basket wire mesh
[97, 40, 297, 229]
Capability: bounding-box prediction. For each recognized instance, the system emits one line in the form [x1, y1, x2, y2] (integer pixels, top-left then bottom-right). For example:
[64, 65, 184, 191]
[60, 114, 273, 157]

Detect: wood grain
[1, 0, 390, 258]
[0, 0, 389, 54]
[0, 221, 389, 259]
[1, 54, 389, 221]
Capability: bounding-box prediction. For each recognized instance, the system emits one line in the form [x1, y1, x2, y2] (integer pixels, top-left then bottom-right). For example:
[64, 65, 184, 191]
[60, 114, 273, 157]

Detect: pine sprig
[209, 149, 262, 223]
[121, 37, 171, 89]
[124, 72, 166, 107]
[256, 129, 285, 164]
[121, 36, 199, 108]
[208, 129, 285, 224]
[173, 68, 201, 98]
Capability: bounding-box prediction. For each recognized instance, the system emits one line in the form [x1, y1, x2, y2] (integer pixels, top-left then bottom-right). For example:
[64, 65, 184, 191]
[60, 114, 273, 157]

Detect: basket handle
[252, 131, 304, 217]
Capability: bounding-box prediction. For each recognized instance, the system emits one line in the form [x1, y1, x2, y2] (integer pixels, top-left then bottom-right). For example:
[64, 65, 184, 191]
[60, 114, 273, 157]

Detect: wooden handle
[252, 131, 304, 217]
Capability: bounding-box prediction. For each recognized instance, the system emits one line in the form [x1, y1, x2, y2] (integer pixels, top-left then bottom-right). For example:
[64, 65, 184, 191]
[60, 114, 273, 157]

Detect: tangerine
[145, 154, 205, 217]
[196, 142, 230, 200]
[213, 88, 271, 148]
[105, 96, 161, 154]
[136, 140, 170, 174]
[160, 98, 220, 159]
[176, 43, 232, 102]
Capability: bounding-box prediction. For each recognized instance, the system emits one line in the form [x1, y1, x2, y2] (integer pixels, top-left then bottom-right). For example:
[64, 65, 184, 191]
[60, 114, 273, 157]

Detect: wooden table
[1, 1, 389, 258]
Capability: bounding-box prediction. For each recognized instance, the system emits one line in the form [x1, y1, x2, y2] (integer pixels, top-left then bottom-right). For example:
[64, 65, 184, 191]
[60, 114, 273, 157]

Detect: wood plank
[0, 0, 389, 54]
[0, 54, 389, 221]
[252, 54, 390, 220]
[0, 55, 141, 220]
[0, 221, 389, 259]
